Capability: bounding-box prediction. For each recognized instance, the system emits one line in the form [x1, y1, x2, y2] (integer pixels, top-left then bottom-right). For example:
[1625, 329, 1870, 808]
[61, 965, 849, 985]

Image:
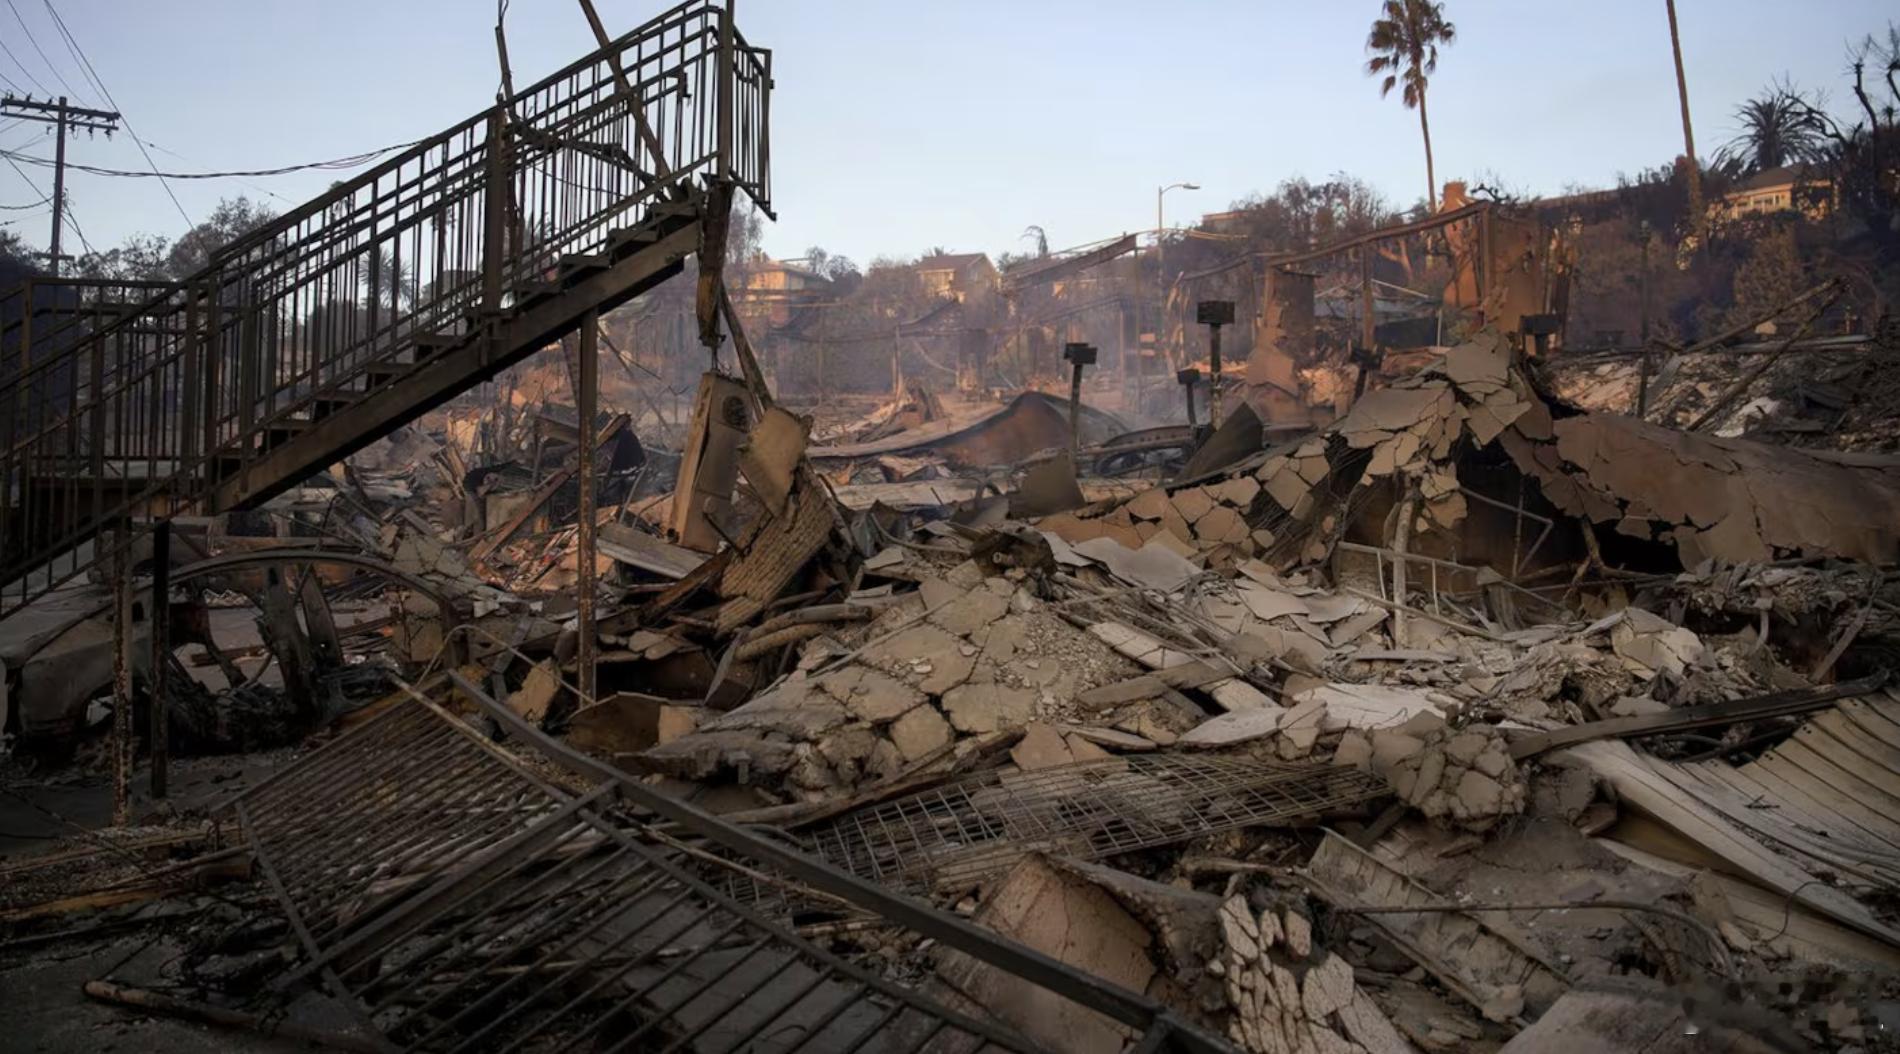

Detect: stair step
[411, 330, 465, 350]
[313, 394, 357, 419]
[558, 253, 610, 273]
[610, 226, 663, 248]
[513, 279, 561, 301]
[264, 419, 312, 450]
[365, 360, 414, 383]
[650, 200, 698, 219]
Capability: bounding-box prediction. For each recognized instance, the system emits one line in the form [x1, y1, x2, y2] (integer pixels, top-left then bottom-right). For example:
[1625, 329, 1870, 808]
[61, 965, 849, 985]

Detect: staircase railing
[0, 1, 769, 614]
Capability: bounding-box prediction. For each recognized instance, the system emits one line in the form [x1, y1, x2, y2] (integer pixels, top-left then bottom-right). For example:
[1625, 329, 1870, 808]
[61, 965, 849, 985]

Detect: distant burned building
[739, 258, 834, 327]
[915, 252, 998, 303]
[1714, 165, 1835, 222]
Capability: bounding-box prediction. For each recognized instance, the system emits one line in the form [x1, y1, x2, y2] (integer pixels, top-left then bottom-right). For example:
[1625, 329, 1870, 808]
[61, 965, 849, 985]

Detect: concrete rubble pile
[8, 328, 1900, 1054]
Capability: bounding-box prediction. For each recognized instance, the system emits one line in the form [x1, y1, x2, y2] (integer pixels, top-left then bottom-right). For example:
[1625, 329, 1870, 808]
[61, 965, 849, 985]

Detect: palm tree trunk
[1665, 0, 1705, 237]
[1418, 90, 1437, 211]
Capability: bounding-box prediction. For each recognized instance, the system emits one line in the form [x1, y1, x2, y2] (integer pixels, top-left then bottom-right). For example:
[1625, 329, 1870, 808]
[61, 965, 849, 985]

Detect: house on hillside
[737, 258, 834, 327]
[915, 252, 997, 302]
[1715, 165, 1835, 222]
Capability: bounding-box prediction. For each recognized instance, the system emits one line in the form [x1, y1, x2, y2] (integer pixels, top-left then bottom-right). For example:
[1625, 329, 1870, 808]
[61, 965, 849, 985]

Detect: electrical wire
[40, 0, 192, 231]
[0, 139, 421, 180]
[0, 34, 51, 98]
[0, 41, 50, 98]
[6, 0, 87, 103]
[2, 146, 89, 257]
[129, 133, 293, 205]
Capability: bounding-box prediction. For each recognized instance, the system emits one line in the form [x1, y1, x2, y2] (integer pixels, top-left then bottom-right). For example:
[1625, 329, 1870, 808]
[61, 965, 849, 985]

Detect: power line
[39, 0, 192, 232]
[61, 204, 92, 255]
[0, 34, 51, 97]
[0, 139, 418, 180]
[131, 133, 293, 204]
[6, 0, 86, 103]
[1, 143, 90, 254]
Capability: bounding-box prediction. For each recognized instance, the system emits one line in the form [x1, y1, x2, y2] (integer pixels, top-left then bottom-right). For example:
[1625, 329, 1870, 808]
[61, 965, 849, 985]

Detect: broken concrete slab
[940, 681, 1037, 734]
[816, 665, 928, 723]
[1061, 725, 1157, 752]
[1292, 682, 1443, 731]
[1071, 535, 1201, 593]
[1181, 706, 1286, 748]
[933, 855, 1155, 1054]
[926, 588, 1011, 638]
[888, 702, 955, 760]
[1009, 722, 1076, 770]
[863, 623, 977, 694]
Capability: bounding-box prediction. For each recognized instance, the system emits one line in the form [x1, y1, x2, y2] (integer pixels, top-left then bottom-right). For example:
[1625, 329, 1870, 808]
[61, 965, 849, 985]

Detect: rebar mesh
[799, 754, 1388, 894]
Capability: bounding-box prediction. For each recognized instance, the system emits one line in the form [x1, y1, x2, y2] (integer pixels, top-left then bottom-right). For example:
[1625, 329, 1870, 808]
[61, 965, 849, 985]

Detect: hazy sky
[0, 0, 1891, 267]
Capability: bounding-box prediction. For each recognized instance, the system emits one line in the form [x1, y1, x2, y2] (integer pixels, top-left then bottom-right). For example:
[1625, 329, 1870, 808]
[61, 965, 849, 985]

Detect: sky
[0, 0, 1892, 268]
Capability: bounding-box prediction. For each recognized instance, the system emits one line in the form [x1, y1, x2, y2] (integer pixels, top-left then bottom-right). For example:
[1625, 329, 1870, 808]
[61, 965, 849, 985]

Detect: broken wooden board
[736, 405, 810, 515]
[671, 372, 753, 553]
[713, 471, 836, 633]
[596, 522, 707, 580]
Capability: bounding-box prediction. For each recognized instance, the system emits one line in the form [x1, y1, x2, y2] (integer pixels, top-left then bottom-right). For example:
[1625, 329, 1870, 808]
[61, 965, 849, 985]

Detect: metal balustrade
[0, 0, 769, 614]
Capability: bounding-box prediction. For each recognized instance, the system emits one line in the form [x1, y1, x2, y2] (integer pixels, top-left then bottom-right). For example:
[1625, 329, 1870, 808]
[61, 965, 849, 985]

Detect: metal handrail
[0, 1, 769, 614]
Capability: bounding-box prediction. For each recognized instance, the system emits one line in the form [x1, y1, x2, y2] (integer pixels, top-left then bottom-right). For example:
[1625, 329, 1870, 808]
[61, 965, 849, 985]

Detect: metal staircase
[0, 1, 770, 615]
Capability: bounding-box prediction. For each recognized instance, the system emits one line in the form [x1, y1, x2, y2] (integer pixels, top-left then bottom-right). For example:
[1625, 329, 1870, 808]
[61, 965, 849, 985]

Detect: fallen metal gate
[231, 680, 1237, 1053]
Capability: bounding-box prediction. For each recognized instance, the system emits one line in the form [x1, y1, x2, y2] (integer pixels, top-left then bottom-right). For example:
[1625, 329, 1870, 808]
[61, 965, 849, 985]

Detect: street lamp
[1151, 181, 1199, 413]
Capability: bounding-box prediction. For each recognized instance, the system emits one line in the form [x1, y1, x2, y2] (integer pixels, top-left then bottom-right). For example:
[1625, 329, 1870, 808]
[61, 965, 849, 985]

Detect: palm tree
[1365, 0, 1457, 210]
[1665, 0, 1705, 233]
[1722, 80, 1832, 173]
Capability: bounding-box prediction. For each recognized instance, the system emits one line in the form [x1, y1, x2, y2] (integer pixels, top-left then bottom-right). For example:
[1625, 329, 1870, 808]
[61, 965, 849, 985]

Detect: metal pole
[1153, 186, 1163, 416]
[49, 97, 67, 276]
[148, 520, 170, 799]
[1360, 248, 1376, 353]
[1062, 343, 1095, 456]
[1195, 301, 1233, 429]
[482, 111, 506, 317]
[576, 310, 600, 708]
[111, 524, 133, 825]
[1207, 322, 1223, 429]
[716, 0, 736, 181]
[1177, 368, 1200, 427]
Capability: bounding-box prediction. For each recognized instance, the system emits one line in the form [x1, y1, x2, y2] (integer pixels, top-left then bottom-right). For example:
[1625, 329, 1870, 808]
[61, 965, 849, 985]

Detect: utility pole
[1153, 181, 1198, 415]
[0, 95, 122, 275]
